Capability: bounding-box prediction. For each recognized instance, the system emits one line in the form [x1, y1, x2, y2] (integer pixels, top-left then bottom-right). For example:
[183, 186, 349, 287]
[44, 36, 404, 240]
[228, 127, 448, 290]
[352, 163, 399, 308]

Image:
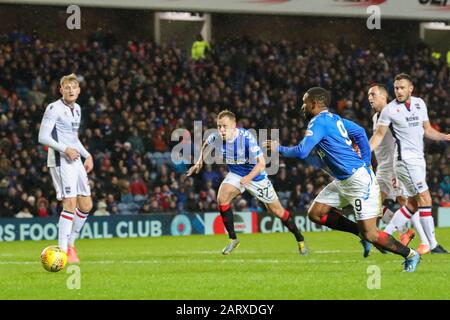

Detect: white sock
[411, 211, 430, 246]
[59, 210, 75, 252]
[397, 223, 409, 234]
[68, 208, 89, 247]
[384, 206, 412, 235]
[419, 207, 437, 249]
[381, 206, 395, 224]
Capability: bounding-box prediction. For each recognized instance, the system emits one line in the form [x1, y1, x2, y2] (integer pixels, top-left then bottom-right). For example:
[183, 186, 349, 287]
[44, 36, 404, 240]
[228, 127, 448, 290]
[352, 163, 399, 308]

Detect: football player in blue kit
[265, 87, 421, 272]
[187, 110, 307, 256]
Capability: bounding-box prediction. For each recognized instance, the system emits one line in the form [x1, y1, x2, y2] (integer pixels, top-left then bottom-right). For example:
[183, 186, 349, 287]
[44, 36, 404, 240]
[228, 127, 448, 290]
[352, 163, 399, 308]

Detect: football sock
[384, 206, 411, 235]
[59, 210, 74, 252]
[411, 210, 430, 246]
[318, 209, 359, 236]
[419, 207, 438, 249]
[280, 209, 304, 242]
[68, 208, 89, 247]
[373, 231, 411, 258]
[381, 205, 395, 225]
[219, 204, 237, 240]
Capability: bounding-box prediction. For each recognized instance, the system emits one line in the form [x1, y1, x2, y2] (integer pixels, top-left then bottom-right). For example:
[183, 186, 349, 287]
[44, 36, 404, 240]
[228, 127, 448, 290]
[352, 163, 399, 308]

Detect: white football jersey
[38, 99, 90, 167]
[377, 96, 429, 161]
[372, 112, 396, 172]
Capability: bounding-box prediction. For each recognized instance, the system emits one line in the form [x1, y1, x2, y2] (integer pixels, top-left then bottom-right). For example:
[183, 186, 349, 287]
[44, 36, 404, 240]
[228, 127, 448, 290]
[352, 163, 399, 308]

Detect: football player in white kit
[370, 74, 449, 254]
[38, 74, 93, 263]
[368, 83, 419, 246]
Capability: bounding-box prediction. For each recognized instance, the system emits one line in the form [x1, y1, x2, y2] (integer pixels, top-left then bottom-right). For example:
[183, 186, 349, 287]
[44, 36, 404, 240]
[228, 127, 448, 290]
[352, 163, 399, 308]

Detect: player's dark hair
[394, 73, 413, 84]
[369, 83, 389, 97]
[217, 110, 236, 122]
[305, 87, 330, 108]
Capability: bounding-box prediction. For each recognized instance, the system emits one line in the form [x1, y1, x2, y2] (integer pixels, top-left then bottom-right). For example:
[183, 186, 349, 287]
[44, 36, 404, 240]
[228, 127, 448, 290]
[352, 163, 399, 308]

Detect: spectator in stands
[0, 200, 15, 218]
[191, 34, 210, 61]
[439, 193, 450, 207]
[37, 197, 49, 217]
[439, 176, 450, 194]
[93, 200, 111, 216]
[185, 192, 201, 211]
[0, 34, 448, 217]
[130, 173, 148, 197]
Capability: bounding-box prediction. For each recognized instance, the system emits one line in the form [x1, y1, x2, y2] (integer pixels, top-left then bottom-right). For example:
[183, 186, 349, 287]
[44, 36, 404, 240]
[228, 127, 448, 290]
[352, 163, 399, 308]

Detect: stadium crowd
[0, 32, 449, 217]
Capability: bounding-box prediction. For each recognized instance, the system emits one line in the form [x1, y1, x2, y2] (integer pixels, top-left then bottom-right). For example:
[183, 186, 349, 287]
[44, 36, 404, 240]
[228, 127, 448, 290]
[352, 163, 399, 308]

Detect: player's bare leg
[415, 191, 447, 254]
[358, 217, 421, 272]
[66, 195, 93, 263]
[265, 200, 307, 255]
[59, 197, 77, 254]
[217, 183, 242, 255]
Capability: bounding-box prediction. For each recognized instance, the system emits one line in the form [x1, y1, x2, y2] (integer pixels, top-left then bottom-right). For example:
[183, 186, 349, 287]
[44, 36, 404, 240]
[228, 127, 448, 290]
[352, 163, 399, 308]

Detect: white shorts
[376, 170, 405, 201]
[394, 158, 428, 197]
[49, 159, 91, 201]
[222, 172, 278, 204]
[314, 166, 381, 221]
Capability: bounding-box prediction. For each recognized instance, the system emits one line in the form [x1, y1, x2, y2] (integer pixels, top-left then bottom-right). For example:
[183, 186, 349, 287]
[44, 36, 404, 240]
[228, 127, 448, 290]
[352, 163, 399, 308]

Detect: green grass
[0, 228, 449, 300]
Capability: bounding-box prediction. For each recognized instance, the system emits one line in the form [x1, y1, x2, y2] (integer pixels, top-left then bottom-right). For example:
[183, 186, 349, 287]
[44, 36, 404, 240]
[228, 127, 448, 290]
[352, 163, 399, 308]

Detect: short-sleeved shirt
[206, 128, 267, 181]
[378, 96, 429, 160]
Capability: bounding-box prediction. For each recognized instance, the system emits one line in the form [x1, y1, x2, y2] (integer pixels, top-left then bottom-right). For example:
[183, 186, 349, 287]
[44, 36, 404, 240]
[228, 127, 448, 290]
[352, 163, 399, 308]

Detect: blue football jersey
[206, 128, 267, 181]
[278, 110, 371, 180]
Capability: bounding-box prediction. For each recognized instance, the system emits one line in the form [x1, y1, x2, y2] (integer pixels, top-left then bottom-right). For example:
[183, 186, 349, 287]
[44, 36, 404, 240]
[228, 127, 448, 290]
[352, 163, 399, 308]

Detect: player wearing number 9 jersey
[186, 110, 307, 256]
[265, 87, 420, 272]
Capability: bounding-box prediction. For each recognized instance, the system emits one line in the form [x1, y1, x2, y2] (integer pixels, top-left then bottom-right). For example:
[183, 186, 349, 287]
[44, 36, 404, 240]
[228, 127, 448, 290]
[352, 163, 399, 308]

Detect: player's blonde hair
[217, 110, 236, 122]
[60, 73, 79, 86]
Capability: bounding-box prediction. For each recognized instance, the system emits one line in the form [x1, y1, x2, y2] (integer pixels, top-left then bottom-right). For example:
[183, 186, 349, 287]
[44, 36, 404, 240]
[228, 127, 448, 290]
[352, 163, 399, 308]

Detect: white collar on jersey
[224, 128, 239, 143]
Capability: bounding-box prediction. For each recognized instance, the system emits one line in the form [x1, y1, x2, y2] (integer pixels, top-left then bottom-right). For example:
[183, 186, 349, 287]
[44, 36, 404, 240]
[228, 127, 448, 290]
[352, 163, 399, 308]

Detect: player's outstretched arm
[265, 122, 323, 159]
[369, 124, 388, 152]
[423, 121, 450, 142]
[186, 140, 208, 176]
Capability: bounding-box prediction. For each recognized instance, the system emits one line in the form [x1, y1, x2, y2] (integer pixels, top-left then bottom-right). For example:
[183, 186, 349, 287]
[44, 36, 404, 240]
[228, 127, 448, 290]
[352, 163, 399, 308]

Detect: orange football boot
[67, 246, 80, 263]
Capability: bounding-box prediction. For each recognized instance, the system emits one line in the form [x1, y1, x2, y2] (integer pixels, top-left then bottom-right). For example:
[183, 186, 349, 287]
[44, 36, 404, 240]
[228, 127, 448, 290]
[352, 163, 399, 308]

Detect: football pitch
[0, 229, 449, 300]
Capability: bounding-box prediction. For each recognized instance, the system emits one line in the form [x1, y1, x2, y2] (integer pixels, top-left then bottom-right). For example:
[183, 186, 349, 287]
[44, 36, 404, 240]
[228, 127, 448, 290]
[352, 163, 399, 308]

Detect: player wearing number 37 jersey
[265, 87, 421, 272]
[186, 110, 307, 256]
